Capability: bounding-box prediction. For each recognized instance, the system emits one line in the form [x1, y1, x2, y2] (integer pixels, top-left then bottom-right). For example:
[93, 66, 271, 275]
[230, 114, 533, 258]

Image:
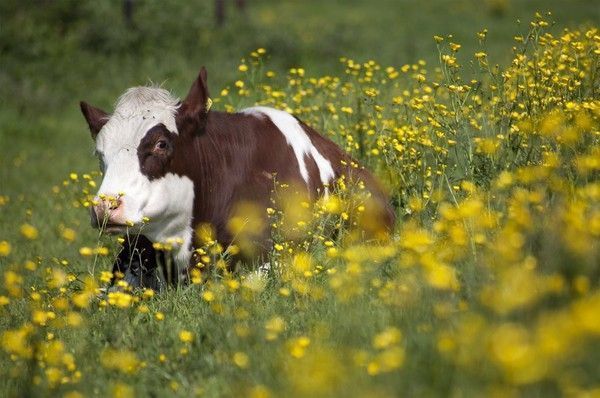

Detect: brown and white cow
[80, 67, 394, 285]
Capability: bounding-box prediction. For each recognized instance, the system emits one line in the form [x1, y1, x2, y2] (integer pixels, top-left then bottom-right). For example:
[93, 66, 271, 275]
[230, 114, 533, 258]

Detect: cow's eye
[154, 140, 168, 151]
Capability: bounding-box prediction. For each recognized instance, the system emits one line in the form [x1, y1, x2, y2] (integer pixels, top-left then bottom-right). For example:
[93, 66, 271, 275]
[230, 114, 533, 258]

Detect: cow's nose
[91, 196, 124, 228]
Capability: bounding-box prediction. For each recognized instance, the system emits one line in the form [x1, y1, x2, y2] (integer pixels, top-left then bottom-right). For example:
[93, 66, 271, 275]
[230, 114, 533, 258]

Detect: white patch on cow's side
[242, 107, 335, 191]
[94, 87, 195, 271]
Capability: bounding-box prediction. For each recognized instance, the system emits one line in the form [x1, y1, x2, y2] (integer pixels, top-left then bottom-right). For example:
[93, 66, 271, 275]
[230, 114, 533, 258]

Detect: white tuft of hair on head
[112, 86, 181, 133]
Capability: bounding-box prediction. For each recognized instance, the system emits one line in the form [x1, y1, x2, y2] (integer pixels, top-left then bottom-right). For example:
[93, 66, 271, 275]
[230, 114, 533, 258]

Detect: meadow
[1, 1, 599, 397]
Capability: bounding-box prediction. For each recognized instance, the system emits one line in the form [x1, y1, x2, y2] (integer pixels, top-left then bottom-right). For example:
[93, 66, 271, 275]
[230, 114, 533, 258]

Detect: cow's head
[80, 67, 210, 236]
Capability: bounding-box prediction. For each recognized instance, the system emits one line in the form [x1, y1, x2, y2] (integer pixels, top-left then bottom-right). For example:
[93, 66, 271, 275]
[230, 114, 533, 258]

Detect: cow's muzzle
[90, 196, 127, 233]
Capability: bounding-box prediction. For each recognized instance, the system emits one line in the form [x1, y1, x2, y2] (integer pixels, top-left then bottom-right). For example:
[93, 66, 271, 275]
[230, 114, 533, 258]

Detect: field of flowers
[1, 13, 599, 397]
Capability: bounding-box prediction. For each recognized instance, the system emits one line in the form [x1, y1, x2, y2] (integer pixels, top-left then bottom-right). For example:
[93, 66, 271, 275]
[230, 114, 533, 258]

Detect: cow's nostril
[91, 195, 124, 226]
[108, 198, 122, 211]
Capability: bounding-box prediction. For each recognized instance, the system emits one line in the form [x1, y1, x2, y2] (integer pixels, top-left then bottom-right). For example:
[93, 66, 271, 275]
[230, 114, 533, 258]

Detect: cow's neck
[171, 111, 245, 237]
[154, 112, 235, 271]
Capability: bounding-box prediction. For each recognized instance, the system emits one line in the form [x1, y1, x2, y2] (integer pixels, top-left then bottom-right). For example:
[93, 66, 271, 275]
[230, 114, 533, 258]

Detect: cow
[80, 67, 395, 289]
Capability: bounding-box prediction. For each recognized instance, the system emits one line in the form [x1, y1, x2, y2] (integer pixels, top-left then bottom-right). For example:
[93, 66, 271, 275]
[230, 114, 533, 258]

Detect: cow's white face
[95, 88, 177, 226]
[82, 88, 195, 253]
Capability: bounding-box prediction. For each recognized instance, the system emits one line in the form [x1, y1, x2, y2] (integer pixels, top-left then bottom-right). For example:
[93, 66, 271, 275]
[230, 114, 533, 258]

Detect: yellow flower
[66, 312, 83, 327]
[489, 323, 545, 384]
[292, 253, 312, 274]
[202, 290, 215, 302]
[112, 383, 134, 398]
[1, 325, 33, 358]
[179, 330, 194, 343]
[373, 327, 402, 349]
[72, 292, 92, 309]
[100, 271, 113, 283]
[79, 247, 93, 256]
[45, 367, 63, 387]
[138, 304, 149, 314]
[226, 279, 240, 291]
[425, 263, 460, 291]
[20, 223, 38, 240]
[32, 310, 56, 326]
[101, 348, 140, 374]
[449, 42, 462, 52]
[196, 222, 215, 244]
[233, 352, 249, 368]
[107, 292, 133, 308]
[48, 268, 67, 289]
[265, 316, 286, 340]
[288, 336, 311, 358]
[94, 246, 109, 256]
[375, 346, 405, 373]
[0, 241, 11, 256]
[61, 227, 76, 242]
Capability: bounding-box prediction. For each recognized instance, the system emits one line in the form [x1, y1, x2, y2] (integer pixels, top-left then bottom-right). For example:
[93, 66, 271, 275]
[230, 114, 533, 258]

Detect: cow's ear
[176, 66, 211, 136]
[80, 101, 109, 139]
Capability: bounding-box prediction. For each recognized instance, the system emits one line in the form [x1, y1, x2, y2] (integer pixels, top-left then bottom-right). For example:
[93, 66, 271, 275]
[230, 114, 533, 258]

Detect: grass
[1, 1, 599, 397]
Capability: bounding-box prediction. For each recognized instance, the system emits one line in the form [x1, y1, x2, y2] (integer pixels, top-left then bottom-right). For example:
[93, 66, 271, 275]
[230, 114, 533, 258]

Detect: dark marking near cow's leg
[110, 235, 169, 292]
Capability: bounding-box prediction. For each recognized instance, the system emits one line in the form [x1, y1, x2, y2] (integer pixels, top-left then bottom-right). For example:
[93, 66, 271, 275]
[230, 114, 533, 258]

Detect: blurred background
[1, 3, 599, 396]
[1, 0, 599, 196]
